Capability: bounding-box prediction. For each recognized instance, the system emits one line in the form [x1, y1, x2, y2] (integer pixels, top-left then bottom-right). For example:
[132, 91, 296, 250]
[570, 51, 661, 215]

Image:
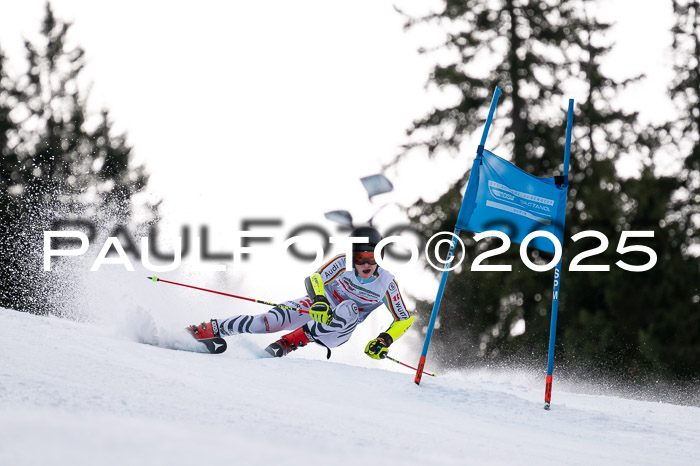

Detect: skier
[187, 226, 414, 359]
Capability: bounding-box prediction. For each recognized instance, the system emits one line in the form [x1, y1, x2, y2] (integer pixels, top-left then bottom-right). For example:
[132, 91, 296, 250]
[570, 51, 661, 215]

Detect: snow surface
[1, 307, 699, 466]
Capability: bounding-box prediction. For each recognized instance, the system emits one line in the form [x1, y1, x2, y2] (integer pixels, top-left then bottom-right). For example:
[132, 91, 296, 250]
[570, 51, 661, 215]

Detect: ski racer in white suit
[188, 226, 415, 359]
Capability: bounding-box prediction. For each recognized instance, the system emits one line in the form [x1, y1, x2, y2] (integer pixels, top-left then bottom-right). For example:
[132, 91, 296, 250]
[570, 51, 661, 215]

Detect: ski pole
[385, 355, 437, 377]
[147, 276, 309, 314]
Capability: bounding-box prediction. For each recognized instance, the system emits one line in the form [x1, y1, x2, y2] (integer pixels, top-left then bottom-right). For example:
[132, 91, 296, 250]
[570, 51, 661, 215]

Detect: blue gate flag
[456, 149, 568, 254]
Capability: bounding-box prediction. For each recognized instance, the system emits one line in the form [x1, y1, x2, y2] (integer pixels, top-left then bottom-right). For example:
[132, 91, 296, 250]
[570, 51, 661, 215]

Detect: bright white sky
[0, 0, 678, 303]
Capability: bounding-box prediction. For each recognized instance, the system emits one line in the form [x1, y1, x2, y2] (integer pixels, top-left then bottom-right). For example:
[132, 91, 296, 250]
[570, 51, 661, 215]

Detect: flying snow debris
[324, 210, 354, 227]
[360, 174, 394, 200]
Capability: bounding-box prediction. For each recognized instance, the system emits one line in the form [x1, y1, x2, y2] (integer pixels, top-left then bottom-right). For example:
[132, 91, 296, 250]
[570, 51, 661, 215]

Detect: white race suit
[216, 254, 411, 349]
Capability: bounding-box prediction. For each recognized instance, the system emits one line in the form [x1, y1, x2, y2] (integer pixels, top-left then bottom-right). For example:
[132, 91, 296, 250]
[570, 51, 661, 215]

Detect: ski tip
[201, 337, 227, 354]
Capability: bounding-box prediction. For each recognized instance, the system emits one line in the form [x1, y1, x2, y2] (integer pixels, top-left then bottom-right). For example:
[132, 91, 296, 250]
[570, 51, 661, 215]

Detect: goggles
[353, 251, 377, 266]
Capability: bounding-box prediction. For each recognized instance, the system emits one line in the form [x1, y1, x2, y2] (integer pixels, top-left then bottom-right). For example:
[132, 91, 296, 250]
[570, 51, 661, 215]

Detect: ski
[197, 336, 228, 354]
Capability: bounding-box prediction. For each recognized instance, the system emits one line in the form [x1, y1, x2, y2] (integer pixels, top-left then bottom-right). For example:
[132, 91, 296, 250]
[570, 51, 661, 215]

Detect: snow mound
[1, 308, 699, 466]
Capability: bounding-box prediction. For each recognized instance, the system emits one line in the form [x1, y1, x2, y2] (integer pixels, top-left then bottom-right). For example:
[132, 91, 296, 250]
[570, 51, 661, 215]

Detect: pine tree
[394, 0, 684, 378]
[557, 0, 700, 380]
[0, 3, 147, 314]
[622, 0, 700, 378]
[670, 0, 700, 249]
[0, 48, 17, 195]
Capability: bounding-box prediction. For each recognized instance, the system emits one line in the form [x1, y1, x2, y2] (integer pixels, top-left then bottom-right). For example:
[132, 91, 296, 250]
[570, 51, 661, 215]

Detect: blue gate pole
[544, 99, 574, 409]
[415, 86, 501, 385]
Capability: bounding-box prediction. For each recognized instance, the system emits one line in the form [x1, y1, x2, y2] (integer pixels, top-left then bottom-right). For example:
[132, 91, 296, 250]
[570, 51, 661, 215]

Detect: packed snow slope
[1, 308, 699, 466]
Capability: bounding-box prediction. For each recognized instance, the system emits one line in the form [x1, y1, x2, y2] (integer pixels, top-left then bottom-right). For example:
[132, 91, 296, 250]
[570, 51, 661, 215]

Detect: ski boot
[187, 319, 221, 339]
[265, 326, 311, 358]
[187, 320, 227, 354]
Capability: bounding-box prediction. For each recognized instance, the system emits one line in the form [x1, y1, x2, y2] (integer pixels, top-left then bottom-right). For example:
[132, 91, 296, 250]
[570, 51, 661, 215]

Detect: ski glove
[305, 273, 332, 325]
[308, 295, 333, 325]
[365, 332, 393, 360]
